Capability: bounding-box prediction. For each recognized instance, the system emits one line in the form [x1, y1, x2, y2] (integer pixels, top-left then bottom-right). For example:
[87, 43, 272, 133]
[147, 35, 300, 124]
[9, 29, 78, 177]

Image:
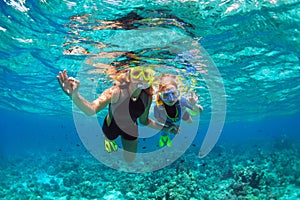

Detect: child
[154, 75, 203, 147]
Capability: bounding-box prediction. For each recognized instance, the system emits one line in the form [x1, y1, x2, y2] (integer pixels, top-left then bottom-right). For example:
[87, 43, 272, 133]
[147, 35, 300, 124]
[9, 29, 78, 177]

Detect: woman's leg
[121, 138, 138, 163]
[102, 116, 120, 152]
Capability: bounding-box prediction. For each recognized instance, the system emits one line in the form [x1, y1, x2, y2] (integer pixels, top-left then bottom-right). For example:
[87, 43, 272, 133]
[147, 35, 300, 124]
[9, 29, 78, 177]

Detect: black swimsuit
[102, 90, 149, 141]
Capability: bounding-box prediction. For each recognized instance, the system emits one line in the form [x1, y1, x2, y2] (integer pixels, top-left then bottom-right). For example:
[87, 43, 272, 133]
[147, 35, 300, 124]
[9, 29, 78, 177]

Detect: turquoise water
[1, 0, 300, 199]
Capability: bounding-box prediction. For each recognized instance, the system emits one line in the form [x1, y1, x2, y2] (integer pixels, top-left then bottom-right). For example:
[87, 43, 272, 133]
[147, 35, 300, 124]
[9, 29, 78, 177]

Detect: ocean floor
[1, 137, 300, 200]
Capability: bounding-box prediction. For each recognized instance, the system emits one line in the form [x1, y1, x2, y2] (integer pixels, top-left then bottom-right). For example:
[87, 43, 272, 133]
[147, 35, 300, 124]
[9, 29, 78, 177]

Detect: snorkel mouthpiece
[163, 95, 175, 104]
[137, 83, 149, 89]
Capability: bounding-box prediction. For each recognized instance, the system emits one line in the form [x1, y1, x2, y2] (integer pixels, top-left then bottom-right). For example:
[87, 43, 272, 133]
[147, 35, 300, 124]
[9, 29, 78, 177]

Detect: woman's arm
[57, 69, 115, 116]
[154, 106, 166, 124]
[71, 87, 115, 116]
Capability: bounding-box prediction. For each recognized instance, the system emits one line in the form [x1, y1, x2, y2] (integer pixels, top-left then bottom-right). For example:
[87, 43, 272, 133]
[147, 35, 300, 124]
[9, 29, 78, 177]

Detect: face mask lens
[143, 71, 149, 79]
[161, 89, 179, 101]
[162, 93, 168, 100]
[143, 70, 153, 80]
[131, 69, 142, 78]
[172, 90, 179, 97]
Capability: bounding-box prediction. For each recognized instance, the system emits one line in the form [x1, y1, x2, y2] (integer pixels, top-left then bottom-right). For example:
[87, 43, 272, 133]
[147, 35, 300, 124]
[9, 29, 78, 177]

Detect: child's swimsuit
[154, 97, 193, 147]
[154, 97, 193, 127]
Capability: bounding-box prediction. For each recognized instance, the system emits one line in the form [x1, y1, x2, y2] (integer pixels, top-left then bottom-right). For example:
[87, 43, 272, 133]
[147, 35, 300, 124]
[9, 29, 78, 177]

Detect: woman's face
[129, 68, 153, 90]
[160, 85, 180, 106]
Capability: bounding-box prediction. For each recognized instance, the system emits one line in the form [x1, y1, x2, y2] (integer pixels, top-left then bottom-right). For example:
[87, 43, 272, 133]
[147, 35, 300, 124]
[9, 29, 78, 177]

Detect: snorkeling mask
[130, 67, 154, 89]
[160, 89, 180, 102]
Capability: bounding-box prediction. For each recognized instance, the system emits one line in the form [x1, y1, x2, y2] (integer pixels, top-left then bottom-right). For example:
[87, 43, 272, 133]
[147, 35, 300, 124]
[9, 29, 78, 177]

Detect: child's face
[160, 85, 180, 106]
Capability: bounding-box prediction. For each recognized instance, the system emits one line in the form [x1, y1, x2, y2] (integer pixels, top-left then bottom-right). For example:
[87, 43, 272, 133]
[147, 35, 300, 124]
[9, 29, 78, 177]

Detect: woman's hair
[156, 74, 178, 105]
[108, 51, 138, 85]
[108, 51, 154, 95]
[144, 85, 154, 96]
[110, 69, 130, 86]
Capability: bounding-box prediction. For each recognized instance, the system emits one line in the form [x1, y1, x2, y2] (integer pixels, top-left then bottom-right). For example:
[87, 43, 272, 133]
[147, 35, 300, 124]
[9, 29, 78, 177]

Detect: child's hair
[156, 74, 178, 105]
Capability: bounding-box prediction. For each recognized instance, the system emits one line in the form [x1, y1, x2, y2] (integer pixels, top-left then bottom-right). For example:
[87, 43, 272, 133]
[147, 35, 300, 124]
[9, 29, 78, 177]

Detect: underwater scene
[1, 0, 300, 199]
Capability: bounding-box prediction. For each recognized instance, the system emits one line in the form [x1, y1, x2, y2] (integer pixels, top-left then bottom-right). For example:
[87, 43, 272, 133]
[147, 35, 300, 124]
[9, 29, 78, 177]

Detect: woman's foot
[104, 139, 118, 153]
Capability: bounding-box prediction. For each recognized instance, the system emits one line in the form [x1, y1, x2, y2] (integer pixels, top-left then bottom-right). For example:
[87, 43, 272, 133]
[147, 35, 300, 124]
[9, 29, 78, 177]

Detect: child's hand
[188, 92, 198, 106]
[168, 124, 181, 134]
[162, 124, 180, 134]
[187, 92, 203, 114]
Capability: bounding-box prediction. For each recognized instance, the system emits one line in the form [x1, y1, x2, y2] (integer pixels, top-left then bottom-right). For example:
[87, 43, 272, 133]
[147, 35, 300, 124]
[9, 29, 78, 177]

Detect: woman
[57, 67, 176, 163]
[154, 75, 203, 147]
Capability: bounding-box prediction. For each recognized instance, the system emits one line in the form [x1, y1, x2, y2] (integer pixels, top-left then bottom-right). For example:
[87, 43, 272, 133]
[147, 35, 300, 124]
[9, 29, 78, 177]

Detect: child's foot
[159, 135, 172, 147]
[166, 136, 172, 147]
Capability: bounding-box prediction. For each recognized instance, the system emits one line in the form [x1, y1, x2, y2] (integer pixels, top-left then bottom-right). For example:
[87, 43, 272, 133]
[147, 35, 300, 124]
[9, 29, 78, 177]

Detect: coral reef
[1, 139, 299, 199]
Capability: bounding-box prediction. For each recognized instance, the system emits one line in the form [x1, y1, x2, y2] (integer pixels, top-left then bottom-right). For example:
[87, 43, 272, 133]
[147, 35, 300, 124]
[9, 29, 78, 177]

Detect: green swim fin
[159, 135, 172, 147]
[110, 141, 118, 151]
[166, 136, 172, 147]
[159, 135, 165, 147]
[187, 109, 198, 117]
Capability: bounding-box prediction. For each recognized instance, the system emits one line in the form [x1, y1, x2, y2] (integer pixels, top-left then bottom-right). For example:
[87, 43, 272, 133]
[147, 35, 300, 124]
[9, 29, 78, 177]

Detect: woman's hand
[57, 69, 80, 97]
